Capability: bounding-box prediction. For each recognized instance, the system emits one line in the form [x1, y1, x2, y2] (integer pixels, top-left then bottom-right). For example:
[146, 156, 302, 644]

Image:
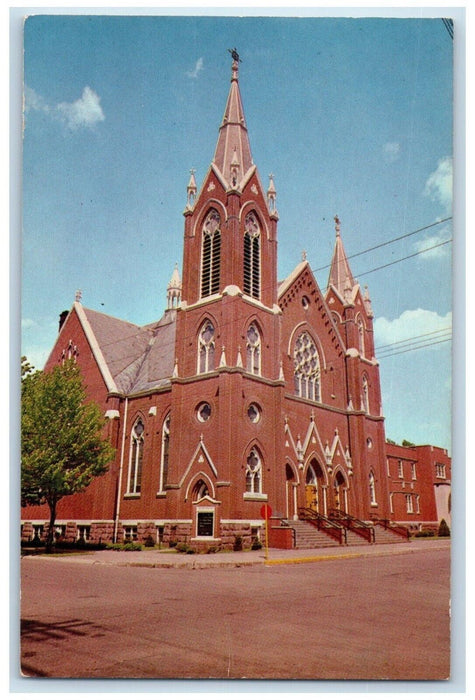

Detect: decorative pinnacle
[75, 289, 82, 303]
[334, 215, 341, 236]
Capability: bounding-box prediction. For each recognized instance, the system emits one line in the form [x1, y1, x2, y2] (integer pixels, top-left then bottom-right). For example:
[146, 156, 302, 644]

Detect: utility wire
[375, 326, 452, 352]
[376, 336, 451, 360]
[353, 238, 452, 278]
[313, 216, 452, 275]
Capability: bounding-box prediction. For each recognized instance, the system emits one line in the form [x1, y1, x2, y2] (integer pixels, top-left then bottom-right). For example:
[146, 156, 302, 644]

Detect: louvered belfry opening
[201, 209, 221, 298]
[243, 211, 260, 299]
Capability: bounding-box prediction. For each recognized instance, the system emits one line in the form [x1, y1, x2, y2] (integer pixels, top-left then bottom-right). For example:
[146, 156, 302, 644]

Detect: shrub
[105, 541, 142, 551]
[414, 530, 435, 538]
[144, 535, 156, 548]
[122, 541, 142, 551]
[438, 519, 451, 537]
[251, 537, 262, 550]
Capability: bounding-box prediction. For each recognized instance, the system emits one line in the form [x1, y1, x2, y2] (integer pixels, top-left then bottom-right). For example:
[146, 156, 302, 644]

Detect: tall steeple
[327, 216, 356, 298]
[212, 49, 254, 187]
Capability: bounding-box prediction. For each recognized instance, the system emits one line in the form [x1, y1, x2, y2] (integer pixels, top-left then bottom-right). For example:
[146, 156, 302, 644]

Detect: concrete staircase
[283, 519, 341, 549]
[372, 522, 409, 544]
[283, 516, 409, 550]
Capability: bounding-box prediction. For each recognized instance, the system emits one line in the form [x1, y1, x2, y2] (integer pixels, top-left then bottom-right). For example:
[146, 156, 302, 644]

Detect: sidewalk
[34, 538, 450, 569]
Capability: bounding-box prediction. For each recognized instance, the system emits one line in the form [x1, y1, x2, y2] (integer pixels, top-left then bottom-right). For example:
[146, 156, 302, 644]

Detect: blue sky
[21, 13, 454, 449]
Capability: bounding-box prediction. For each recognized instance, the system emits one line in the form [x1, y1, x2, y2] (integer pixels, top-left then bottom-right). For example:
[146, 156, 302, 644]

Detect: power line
[375, 326, 452, 352]
[376, 336, 451, 360]
[353, 238, 452, 278]
[313, 217, 452, 275]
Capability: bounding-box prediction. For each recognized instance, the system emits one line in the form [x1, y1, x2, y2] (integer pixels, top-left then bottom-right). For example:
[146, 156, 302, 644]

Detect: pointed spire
[236, 345, 243, 368]
[186, 169, 197, 209]
[213, 51, 253, 186]
[267, 173, 277, 214]
[364, 284, 374, 318]
[327, 216, 356, 298]
[167, 263, 182, 309]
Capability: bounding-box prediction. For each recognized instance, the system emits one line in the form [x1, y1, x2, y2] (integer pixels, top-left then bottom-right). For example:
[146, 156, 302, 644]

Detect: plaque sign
[197, 511, 214, 537]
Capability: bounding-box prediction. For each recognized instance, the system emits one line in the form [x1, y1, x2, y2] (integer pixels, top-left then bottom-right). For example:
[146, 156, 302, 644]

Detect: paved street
[19, 542, 450, 680]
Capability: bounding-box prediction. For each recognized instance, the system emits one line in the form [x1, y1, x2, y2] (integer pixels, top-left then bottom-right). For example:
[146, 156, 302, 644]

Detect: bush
[175, 542, 195, 554]
[414, 530, 435, 538]
[105, 541, 143, 551]
[251, 537, 262, 550]
[144, 535, 156, 548]
[438, 519, 451, 537]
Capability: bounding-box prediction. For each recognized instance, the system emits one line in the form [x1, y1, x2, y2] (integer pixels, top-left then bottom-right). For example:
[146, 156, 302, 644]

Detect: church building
[21, 54, 451, 549]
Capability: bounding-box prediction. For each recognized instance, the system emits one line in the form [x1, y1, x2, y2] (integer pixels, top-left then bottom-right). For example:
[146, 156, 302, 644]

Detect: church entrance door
[305, 484, 317, 511]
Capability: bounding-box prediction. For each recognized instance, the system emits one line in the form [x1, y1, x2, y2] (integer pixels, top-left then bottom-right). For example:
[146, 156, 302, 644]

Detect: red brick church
[21, 54, 451, 549]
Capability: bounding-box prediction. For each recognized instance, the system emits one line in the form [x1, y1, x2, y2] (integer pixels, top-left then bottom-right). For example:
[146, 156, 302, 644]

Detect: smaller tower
[167, 263, 182, 309]
[186, 169, 197, 210]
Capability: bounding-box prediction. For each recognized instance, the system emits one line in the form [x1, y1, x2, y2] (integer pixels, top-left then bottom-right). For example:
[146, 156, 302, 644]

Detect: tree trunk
[46, 500, 57, 553]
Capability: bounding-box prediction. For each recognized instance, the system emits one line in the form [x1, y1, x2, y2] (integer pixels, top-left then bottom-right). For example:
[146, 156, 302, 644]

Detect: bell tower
[166, 52, 285, 530]
[177, 50, 281, 381]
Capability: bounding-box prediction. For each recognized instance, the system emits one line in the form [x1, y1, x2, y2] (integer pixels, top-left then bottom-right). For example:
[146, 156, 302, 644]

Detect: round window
[197, 402, 212, 422]
[247, 403, 261, 423]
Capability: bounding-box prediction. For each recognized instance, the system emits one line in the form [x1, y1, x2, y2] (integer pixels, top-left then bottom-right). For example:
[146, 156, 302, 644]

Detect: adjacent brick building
[21, 55, 451, 548]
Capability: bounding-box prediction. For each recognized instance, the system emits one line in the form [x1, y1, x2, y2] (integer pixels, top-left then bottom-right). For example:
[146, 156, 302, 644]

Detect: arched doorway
[285, 463, 298, 520]
[333, 469, 348, 512]
[305, 460, 326, 515]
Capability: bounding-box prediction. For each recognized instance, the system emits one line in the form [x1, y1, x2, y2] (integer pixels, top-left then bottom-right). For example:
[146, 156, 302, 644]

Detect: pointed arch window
[128, 419, 144, 495]
[193, 479, 209, 501]
[293, 332, 321, 402]
[362, 374, 369, 413]
[245, 448, 262, 494]
[201, 209, 221, 297]
[158, 413, 170, 493]
[198, 320, 216, 374]
[243, 212, 261, 299]
[246, 323, 261, 375]
[369, 470, 377, 506]
[356, 315, 365, 357]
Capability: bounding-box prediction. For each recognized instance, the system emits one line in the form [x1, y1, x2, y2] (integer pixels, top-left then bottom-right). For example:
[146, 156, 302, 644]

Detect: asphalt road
[19, 546, 450, 680]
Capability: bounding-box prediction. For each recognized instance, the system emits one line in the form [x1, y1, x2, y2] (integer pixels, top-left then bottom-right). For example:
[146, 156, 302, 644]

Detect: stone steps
[372, 523, 409, 544]
[284, 518, 409, 549]
[283, 520, 342, 548]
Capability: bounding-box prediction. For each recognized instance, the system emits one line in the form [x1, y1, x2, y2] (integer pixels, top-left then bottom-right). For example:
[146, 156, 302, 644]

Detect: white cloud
[56, 86, 105, 130]
[374, 308, 452, 348]
[382, 141, 400, 163]
[21, 318, 36, 329]
[423, 156, 452, 213]
[412, 224, 451, 260]
[186, 57, 204, 79]
[24, 85, 105, 130]
[24, 85, 49, 114]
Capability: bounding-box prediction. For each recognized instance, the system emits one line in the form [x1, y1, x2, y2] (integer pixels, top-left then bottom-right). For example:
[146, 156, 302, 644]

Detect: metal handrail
[328, 508, 375, 543]
[370, 517, 410, 540]
[298, 507, 346, 545]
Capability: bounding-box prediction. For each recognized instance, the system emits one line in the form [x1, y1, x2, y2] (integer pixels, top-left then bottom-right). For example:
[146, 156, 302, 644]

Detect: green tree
[21, 358, 115, 552]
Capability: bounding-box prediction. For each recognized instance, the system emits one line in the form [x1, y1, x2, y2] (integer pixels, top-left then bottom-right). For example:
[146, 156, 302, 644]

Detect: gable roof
[77, 303, 176, 395]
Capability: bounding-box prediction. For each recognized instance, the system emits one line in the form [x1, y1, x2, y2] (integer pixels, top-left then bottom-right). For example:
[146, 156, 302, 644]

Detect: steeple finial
[334, 215, 341, 236]
[327, 217, 356, 297]
[213, 49, 253, 186]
